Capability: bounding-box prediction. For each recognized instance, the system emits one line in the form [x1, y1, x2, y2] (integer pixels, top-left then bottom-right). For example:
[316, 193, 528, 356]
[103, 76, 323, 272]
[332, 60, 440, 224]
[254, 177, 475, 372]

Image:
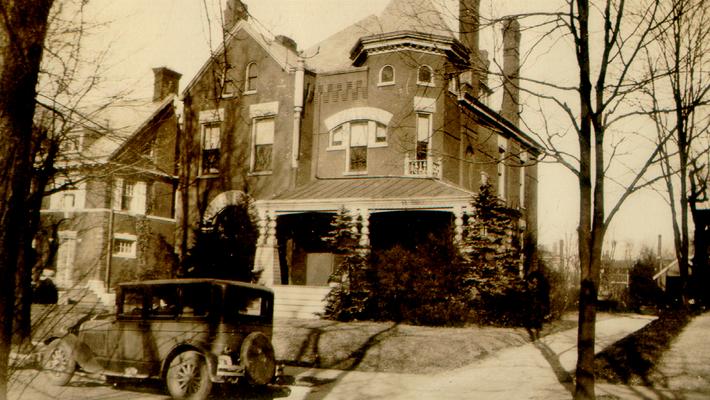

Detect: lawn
[272, 317, 577, 374]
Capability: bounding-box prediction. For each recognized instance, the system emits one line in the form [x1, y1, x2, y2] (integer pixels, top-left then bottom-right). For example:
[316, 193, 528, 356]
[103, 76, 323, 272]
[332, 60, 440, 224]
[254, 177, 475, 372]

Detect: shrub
[372, 235, 471, 326]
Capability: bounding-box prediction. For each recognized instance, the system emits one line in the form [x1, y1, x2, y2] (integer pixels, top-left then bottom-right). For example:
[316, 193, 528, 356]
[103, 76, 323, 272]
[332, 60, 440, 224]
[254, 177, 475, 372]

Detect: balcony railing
[404, 154, 442, 178]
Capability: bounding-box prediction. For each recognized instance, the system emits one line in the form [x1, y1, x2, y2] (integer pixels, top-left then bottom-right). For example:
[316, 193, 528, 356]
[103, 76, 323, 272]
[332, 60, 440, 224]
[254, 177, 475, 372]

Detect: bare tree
[0, 1, 55, 397]
[645, 0, 710, 303]
[481, 0, 675, 397]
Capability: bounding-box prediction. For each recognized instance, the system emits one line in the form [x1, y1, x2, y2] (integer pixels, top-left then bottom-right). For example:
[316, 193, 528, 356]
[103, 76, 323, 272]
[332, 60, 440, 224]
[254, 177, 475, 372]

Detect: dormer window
[378, 65, 395, 86]
[245, 62, 257, 93]
[417, 65, 434, 86]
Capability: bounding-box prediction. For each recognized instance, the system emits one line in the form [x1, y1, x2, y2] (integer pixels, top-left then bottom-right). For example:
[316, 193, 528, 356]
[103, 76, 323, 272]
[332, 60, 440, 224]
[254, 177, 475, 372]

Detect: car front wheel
[41, 339, 76, 386]
[165, 350, 212, 400]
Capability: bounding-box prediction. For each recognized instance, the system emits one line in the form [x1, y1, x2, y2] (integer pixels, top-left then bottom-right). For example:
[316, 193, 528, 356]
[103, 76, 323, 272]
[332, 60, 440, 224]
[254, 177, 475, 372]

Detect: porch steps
[272, 285, 330, 320]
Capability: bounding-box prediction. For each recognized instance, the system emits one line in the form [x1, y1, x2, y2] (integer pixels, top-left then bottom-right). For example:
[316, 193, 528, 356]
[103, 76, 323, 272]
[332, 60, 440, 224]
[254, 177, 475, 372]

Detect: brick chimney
[224, 0, 249, 32]
[459, 0, 489, 98]
[152, 67, 181, 102]
[500, 18, 520, 127]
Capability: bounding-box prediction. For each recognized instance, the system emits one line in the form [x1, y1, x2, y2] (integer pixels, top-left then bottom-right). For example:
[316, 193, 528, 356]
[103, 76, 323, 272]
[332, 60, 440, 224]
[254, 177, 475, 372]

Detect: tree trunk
[0, 1, 54, 397]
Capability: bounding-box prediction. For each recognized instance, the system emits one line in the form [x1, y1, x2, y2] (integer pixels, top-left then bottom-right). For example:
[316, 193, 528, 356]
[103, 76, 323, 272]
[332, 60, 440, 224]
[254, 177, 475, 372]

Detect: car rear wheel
[165, 350, 212, 400]
[240, 332, 276, 385]
[41, 339, 76, 386]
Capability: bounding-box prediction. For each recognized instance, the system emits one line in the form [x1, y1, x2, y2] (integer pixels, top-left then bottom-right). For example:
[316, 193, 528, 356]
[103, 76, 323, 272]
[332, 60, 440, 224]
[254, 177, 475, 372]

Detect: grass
[594, 308, 693, 386]
[273, 317, 577, 373]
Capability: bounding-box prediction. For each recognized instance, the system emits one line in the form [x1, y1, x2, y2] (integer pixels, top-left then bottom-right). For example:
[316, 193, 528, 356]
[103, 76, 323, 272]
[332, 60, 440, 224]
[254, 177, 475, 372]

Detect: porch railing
[404, 154, 442, 178]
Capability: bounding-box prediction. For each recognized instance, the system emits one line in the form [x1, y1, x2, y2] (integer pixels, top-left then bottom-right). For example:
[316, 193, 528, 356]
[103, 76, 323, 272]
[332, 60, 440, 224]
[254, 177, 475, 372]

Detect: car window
[178, 284, 211, 318]
[224, 287, 269, 321]
[148, 285, 179, 317]
[120, 288, 145, 316]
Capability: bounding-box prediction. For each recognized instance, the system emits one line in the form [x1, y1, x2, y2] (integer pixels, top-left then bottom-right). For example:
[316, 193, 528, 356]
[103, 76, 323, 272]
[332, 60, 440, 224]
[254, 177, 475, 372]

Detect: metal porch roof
[270, 177, 472, 202]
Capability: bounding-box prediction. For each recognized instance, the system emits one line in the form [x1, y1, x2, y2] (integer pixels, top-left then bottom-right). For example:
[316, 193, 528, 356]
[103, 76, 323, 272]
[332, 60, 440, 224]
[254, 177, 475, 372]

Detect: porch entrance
[277, 212, 336, 286]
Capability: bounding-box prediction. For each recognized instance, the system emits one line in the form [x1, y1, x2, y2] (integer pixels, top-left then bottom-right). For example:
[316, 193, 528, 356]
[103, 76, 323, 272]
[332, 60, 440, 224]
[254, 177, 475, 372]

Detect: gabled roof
[82, 96, 173, 162]
[108, 94, 176, 161]
[183, 19, 300, 95]
[305, 0, 456, 72]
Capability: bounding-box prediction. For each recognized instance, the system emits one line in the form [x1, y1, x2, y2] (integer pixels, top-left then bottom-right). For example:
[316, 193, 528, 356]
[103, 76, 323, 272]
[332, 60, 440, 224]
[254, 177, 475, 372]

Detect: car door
[105, 286, 149, 376]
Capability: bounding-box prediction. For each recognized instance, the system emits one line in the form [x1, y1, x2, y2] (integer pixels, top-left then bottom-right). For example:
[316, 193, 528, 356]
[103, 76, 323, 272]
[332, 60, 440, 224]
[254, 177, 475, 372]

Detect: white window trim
[377, 65, 395, 87]
[250, 116, 275, 175]
[327, 120, 389, 153]
[417, 65, 435, 87]
[200, 122, 221, 176]
[416, 112, 433, 158]
[345, 121, 368, 175]
[244, 62, 257, 95]
[324, 107, 392, 131]
[327, 125, 346, 151]
[113, 233, 137, 259]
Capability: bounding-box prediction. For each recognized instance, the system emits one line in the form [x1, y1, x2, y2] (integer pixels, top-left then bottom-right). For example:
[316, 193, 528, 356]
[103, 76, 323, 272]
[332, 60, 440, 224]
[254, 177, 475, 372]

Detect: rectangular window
[113, 179, 146, 214]
[113, 235, 137, 258]
[253, 118, 274, 172]
[121, 181, 134, 211]
[201, 123, 220, 175]
[349, 121, 368, 172]
[416, 113, 431, 160]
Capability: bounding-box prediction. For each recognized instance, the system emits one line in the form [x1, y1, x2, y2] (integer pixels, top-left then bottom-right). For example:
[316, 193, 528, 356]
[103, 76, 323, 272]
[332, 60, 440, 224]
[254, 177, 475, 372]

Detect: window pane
[350, 122, 368, 146]
[246, 63, 257, 91]
[375, 123, 387, 143]
[254, 144, 272, 171]
[417, 114, 430, 142]
[255, 119, 274, 145]
[418, 66, 432, 83]
[203, 124, 220, 150]
[350, 146, 367, 171]
[202, 148, 220, 173]
[380, 66, 394, 83]
[331, 126, 343, 146]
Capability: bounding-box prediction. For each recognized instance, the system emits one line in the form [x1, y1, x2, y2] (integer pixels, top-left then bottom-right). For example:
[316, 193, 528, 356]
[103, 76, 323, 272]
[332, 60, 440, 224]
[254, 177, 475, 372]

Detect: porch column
[357, 208, 370, 251]
[254, 209, 281, 286]
[453, 205, 465, 243]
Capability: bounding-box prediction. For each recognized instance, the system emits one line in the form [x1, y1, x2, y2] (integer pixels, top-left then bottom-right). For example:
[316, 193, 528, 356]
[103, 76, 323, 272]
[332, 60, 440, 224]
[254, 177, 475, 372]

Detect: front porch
[250, 177, 473, 318]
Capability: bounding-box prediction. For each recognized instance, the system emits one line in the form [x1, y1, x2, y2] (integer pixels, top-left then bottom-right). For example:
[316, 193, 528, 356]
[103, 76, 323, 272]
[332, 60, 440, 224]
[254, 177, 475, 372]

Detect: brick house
[39, 67, 181, 303]
[177, 0, 542, 317]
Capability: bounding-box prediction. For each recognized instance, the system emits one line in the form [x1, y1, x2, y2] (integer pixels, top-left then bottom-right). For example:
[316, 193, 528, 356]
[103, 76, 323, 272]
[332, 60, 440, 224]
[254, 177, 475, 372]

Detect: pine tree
[462, 183, 525, 324]
[322, 207, 374, 320]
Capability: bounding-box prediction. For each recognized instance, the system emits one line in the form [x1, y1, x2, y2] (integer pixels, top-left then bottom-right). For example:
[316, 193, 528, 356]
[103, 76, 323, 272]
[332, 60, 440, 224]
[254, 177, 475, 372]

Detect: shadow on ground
[594, 309, 693, 386]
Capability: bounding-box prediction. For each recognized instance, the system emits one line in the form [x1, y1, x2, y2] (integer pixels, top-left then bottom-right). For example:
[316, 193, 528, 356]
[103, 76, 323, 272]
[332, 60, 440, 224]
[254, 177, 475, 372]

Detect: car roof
[117, 278, 274, 294]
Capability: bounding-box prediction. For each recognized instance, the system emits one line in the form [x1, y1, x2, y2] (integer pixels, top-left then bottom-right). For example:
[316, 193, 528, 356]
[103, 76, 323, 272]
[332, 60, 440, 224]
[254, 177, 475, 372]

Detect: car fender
[58, 334, 104, 374]
[160, 342, 219, 382]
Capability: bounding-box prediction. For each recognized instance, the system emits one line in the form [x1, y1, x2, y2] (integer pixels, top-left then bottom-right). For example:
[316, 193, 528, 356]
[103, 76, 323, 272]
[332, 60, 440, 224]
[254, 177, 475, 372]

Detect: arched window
[245, 62, 257, 93]
[327, 120, 389, 173]
[379, 65, 395, 85]
[417, 65, 434, 86]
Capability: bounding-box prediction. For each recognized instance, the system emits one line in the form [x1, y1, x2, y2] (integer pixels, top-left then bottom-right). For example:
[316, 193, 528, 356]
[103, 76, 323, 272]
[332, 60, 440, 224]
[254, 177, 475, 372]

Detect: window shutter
[133, 181, 147, 214]
[112, 178, 123, 210]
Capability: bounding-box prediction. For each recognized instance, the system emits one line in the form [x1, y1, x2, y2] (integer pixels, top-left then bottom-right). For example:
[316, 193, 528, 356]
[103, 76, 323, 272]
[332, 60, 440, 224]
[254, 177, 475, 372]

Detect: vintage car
[41, 279, 277, 400]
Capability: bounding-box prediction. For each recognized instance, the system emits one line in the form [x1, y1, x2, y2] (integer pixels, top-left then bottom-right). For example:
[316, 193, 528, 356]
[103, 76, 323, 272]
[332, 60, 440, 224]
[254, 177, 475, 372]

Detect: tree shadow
[532, 338, 575, 395]
[594, 310, 692, 386]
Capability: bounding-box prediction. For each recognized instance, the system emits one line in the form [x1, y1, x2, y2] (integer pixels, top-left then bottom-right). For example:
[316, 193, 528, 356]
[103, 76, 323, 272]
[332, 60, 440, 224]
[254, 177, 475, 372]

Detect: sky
[71, 0, 676, 257]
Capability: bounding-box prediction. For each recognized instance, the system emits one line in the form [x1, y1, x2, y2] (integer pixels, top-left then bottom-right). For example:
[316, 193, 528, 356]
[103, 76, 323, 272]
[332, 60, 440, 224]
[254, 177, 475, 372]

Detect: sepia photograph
[0, 0, 708, 399]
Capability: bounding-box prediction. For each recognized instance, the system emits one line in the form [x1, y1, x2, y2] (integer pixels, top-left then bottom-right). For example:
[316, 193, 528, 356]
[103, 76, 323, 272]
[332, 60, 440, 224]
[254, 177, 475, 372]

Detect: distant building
[39, 67, 181, 304]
